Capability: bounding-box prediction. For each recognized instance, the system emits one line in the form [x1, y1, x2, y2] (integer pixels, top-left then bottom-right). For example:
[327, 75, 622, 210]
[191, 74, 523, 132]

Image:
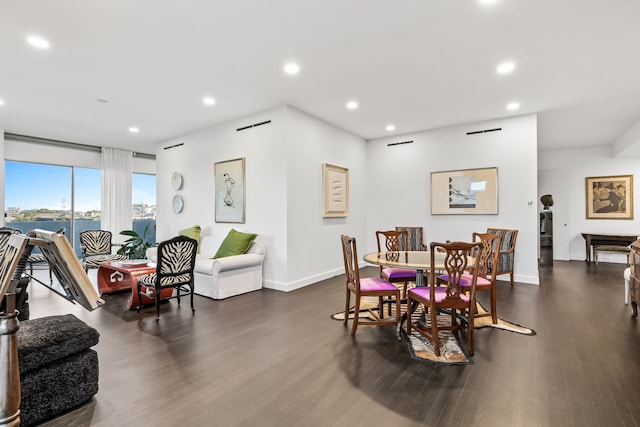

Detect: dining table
[363, 250, 455, 338]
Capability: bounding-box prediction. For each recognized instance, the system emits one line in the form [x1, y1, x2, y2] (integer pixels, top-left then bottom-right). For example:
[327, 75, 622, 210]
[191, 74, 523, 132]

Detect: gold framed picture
[585, 174, 633, 220]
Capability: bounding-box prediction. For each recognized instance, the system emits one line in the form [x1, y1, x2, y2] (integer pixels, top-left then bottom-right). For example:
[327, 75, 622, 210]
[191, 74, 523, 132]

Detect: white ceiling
[1, 0, 639, 156]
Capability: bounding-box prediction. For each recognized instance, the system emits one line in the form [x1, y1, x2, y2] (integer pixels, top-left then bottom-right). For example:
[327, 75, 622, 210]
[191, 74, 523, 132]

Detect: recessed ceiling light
[506, 102, 520, 110]
[386, 124, 396, 131]
[284, 63, 299, 75]
[0, 99, 4, 106]
[27, 35, 50, 49]
[128, 127, 140, 133]
[203, 96, 216, 106]
[497, 62, 515, 74]
[346, 101, 358, 110]
[479, 0, 499, 4]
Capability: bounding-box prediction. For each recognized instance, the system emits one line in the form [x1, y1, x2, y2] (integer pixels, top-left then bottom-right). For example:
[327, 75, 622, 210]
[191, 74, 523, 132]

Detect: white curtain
[101, 147, 133, 239]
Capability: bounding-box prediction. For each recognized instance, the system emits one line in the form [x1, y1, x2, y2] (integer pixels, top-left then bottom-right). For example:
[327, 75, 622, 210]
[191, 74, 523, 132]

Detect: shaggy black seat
[17, 314, 100, 426]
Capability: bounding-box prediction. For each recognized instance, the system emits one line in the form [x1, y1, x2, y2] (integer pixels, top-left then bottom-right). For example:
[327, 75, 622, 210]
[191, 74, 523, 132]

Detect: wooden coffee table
[97, 261, 173, 309]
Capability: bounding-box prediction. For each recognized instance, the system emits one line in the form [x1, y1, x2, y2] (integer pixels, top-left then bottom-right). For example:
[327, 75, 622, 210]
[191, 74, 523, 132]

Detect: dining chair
[436, 232, 502, 323]
[375, 230, 416, 300]
[466, 232, 502, 324]
[394, 226, 427, 251]
[486, 228, 518, 287]
[407, 241, 481, 356]
[78, 230, 127, 272]
[136, 235, 198, 321]
[340, 234, 401, 336]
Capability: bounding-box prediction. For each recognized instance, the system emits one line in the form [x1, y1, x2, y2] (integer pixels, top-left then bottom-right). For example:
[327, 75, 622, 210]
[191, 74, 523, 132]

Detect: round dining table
[363, 250, 447, 287]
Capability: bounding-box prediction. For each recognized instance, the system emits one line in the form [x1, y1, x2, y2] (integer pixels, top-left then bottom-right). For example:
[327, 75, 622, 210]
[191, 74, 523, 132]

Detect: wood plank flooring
[21, 261, 640, 426]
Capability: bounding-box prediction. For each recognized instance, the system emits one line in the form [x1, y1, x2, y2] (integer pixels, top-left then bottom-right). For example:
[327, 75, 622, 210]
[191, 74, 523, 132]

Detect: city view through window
[4, 161, 156, 257]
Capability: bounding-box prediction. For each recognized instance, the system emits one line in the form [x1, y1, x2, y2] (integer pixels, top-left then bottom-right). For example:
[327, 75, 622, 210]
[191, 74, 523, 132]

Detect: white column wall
[284, 106, 368, 291]
[154, 106, 290, 288]
[153, 105, 369, 291]
[366, 114, 540, 285]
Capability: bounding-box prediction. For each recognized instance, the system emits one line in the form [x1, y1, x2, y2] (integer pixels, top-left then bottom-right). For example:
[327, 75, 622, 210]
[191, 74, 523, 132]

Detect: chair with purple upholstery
[436, 232, 502, 324]
[407, 241, 481, 356]
[340, 235, 400, 336]
[375, 230, 416, 299]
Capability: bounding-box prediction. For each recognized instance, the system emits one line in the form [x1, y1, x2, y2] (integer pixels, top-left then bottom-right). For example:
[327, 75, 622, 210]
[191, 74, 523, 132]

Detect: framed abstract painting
[431, 167, 498, 215]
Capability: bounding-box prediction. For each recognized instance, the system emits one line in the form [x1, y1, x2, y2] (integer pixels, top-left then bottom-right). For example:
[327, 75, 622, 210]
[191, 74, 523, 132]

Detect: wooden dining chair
[465, 232, 502, 324]
[340, 235, 401, 336]
[375, 230, 416, 299]
[407, 241, 481, 356]
[435, 232, 502, 324]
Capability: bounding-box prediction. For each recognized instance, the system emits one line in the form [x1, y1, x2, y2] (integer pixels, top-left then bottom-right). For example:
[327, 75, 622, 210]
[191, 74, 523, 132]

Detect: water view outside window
[132, 173, 156, 244]
[4, 161, 156, 257]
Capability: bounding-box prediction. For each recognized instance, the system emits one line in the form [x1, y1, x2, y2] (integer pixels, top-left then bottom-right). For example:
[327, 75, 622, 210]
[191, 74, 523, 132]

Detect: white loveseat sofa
[146, 235, 266, 300]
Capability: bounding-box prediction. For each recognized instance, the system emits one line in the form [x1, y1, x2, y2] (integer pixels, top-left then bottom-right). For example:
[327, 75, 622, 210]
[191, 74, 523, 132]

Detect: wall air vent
[387, 140, 414, 147]
[164, 142, 184, 150]
[236, 120, 272, 132]
[466, 127, 502, 135]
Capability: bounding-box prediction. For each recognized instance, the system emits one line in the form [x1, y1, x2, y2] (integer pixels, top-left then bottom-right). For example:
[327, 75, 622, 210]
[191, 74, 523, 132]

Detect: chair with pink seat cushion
[375, 230, 416, 299]
[407, 241, 481, 356]
[340, 235, 401, 336]
[436, 232, 502, 324]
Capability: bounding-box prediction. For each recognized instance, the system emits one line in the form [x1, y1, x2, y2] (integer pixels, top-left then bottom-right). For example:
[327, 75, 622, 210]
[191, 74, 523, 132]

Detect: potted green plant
[117, 223, 153, 259]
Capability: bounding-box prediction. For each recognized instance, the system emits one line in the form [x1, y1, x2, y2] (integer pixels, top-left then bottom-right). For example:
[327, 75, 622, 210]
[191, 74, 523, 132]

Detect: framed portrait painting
[585, 174, 633, 220]
[431, 167, 498, 215]
[215, 157, 246, 223]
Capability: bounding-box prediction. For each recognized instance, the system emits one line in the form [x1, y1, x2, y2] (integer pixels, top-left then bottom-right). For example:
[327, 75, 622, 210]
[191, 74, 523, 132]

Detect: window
[4, 161, 157, 255]
[5, 161, 98, 256]
[132, 173, 156, 245]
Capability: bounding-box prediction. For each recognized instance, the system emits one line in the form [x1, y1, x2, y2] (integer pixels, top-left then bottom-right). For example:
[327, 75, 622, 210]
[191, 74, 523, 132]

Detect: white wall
[154, 106, 288, 286]
[538, 145, 640, 263]
[153, 105, 369, 291]
[285, 107, 368, 290]
[366, 114, 540, 285]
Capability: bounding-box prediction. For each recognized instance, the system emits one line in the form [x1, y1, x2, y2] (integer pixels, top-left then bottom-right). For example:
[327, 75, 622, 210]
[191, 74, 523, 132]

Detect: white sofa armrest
[211, 253, 265, 273]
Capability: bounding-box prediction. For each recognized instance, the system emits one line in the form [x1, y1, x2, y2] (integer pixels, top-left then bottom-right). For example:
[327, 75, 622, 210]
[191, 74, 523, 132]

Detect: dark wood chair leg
[344, 289, 350, 327]
[155, 285, 161, 321]
[351, 294, 360, 336]
[136, 283, 143, 313]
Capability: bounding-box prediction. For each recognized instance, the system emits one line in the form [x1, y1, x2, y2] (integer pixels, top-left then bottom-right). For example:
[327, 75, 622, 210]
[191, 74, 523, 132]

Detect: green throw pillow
[179, 225, 202, 253]
[213, 229, 257, 259]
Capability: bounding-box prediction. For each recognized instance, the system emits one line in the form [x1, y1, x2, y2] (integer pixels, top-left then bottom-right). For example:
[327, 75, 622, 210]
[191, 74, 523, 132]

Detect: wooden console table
[581, 232, 638, 263]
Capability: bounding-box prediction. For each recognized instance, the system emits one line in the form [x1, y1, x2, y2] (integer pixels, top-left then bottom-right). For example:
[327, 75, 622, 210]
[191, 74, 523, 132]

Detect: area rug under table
[331, 295, 535, 365]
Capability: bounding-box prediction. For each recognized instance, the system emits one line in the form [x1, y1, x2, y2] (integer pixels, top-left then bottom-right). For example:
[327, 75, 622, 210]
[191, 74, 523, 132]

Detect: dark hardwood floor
[22, 260, 640, 426]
